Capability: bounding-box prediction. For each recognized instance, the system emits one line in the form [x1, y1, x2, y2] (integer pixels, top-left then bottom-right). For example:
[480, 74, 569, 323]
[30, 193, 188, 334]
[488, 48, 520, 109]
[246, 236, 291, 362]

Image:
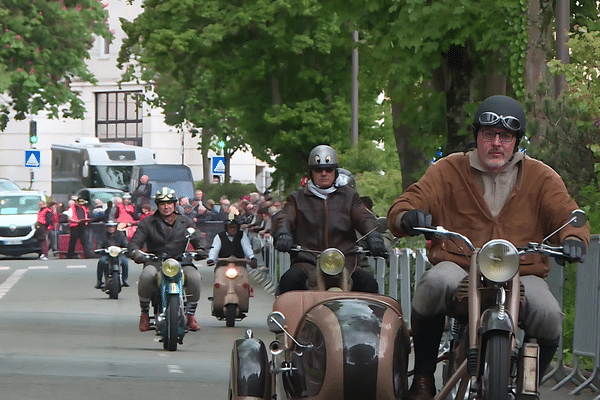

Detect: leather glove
[130, 249, 146, 264]
[275, 232, 294, 252]
[194, 250, 207, 261]
[248, 258, 258, 269]
[561, 238, 587, 264]
[400, 209, 433, 238]
[206, 259, 216, 266]
[366, 232, 388, 259]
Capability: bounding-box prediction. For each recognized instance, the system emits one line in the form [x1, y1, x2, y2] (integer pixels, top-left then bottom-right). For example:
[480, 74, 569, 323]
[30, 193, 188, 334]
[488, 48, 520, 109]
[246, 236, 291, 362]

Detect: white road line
[168, 365, 184, 374]
[28, 266, 48, 270]
[0, 266, 10, 270]
[67, 265, 88, 269]
[0, 268, 27, 300]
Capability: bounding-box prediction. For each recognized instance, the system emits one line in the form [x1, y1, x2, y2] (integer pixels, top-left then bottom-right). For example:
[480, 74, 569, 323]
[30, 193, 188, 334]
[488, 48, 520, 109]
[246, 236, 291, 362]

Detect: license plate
[4, 239, 22, 245]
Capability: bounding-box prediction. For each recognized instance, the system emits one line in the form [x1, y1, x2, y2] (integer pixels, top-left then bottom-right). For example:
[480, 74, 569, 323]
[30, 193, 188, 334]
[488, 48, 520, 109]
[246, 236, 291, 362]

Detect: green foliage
[0, 0, 111, 130]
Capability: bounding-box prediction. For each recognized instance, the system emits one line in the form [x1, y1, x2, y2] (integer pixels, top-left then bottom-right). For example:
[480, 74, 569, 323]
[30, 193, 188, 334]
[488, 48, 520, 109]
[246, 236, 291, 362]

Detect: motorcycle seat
[273, 290, 404, 337]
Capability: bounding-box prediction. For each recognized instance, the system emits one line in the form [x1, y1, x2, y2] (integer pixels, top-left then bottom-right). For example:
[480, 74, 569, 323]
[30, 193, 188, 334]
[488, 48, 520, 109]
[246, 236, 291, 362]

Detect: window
[96, 91, 143, 146]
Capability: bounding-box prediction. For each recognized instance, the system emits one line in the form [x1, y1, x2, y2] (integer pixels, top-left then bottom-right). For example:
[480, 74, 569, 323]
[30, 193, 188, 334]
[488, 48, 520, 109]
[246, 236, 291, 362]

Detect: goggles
[479, 111, 521, 132]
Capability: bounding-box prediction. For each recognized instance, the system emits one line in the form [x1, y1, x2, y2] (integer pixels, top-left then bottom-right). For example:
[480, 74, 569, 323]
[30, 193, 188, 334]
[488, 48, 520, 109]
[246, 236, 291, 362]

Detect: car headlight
[225, 267, 239, 279]
[477, 239, 519, 283]
[162, 258, 181, 277]
[108, 246, 122, 257]
[318, 248, 345, 276]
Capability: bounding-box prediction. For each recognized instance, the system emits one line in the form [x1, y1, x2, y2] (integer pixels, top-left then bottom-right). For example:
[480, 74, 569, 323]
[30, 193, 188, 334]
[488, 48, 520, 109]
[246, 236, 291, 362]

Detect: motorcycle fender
[230, 337, 271, 399]
[479, 308, 515, 336]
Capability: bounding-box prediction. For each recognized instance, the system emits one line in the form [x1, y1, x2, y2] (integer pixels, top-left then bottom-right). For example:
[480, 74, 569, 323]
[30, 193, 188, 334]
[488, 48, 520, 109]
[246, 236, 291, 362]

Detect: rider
[273, 144, 388, 294]
[95, 220, 129, 289]
[387, 95, 590, 400]
[128, 187, 206, 332]
[206, 216, 259, 268]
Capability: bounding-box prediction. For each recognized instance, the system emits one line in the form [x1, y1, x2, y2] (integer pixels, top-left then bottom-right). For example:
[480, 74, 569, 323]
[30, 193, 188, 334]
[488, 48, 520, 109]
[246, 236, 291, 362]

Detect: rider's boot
[187, 315, 201, 331]
[95, 262, 104, 289]
[538, 343, 558, 384]
[139, 301, 151, 332]
[405, 312, 446, 400]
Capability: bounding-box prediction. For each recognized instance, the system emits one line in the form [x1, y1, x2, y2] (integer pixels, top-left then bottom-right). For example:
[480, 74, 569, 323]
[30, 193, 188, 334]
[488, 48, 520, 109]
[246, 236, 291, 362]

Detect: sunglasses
[479, 111, 521, 132]
[480, 130, 516, 143]
[313, 167, 335, 173]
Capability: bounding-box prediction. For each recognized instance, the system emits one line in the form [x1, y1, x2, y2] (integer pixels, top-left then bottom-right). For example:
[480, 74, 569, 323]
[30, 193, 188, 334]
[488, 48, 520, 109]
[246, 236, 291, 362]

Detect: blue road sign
[25, 150, 41, 168]
[212, 156, 225, 174]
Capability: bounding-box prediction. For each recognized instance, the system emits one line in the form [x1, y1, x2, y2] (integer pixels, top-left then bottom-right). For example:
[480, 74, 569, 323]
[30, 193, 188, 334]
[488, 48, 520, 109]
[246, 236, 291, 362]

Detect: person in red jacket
[66, 198, 94, 259]
[35, 201, 53, 260]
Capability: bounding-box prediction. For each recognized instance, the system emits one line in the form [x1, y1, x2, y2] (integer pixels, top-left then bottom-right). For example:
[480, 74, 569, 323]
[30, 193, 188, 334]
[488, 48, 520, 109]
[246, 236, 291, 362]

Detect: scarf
[307, 179, 337, 200]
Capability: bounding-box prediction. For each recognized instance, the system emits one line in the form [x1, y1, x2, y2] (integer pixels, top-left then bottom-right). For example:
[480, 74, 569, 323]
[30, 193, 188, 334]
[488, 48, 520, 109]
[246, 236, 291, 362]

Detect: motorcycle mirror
[267, 311, 286, 333]
[186, 227, 196, 239]
[569, 209, 587, 228]
[375, 217, 388, 233]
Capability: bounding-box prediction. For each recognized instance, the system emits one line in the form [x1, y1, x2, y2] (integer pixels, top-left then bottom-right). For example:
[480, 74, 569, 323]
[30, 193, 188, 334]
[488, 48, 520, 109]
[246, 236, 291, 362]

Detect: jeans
[97, 254, 129, 283]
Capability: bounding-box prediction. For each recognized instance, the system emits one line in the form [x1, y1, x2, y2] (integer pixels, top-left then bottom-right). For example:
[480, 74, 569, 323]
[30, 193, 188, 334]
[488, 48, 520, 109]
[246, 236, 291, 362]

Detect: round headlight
[107, 246, 121, 257]
[162, 258, 181, 277]
[225, 267, 239, 279]
[477, 239, 519, 283]
[318, 248, 345, 276]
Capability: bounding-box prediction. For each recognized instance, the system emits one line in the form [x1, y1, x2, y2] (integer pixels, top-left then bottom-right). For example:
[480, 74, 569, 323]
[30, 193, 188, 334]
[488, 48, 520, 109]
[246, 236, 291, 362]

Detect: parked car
[0, 178, 20, 192]
[75, 188, 125, 206]
[0, 191, 45, 257]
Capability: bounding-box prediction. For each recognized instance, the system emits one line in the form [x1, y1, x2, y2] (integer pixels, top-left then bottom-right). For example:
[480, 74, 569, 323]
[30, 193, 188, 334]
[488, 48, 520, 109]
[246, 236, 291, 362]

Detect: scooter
[228, 243, 411, 399]
[209, 256, 251, 327]
[94, 246, 127, 299]
[413, 209, 587, 400]
[137, 228, 200, 351]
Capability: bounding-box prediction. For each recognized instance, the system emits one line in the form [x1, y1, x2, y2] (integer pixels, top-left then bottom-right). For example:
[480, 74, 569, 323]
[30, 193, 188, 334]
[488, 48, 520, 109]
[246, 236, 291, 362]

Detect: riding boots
[187, 315, 201, 331]
[139, 314, 150, 332]
[405, 373, 436, 400]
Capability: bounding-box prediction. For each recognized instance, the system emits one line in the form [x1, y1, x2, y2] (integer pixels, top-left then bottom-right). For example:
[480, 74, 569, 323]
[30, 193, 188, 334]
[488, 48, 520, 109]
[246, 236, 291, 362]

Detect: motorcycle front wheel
[481, 331, 511, 400]
[226, 303, 237, 327]
[165, 295, 180, 351]
[107, 272, 121, 299]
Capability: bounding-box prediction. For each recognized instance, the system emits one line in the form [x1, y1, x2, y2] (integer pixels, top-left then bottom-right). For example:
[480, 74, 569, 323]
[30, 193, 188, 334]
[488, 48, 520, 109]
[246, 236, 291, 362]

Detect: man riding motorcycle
[207, 217, 258, 268]
[387, 95, 590, 400]
[273, 144, 388, 294]
[95, 219, 129, 289]
[128, 187, 206, 332]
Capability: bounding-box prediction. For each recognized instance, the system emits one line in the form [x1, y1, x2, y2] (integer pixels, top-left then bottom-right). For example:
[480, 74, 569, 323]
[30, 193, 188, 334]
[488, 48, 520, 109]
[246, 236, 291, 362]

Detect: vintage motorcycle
[228, 234, 411, 399]
[413, 209, 587, 400]
[137, 228, 201, 351]
[94, 246, 128, 299]
[209, 256, 251, 327]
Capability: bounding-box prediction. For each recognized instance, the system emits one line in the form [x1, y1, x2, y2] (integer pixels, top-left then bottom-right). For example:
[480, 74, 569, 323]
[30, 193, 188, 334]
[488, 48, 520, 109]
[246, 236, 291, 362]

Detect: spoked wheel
[226, 303, 237, 327]
[481, 331, 511, 400]
[164, 295, 181, 351]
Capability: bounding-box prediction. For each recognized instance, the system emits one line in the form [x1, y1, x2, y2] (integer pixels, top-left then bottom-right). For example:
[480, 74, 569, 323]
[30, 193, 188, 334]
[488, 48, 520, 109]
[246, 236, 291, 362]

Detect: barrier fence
[250, 236, 600, 397]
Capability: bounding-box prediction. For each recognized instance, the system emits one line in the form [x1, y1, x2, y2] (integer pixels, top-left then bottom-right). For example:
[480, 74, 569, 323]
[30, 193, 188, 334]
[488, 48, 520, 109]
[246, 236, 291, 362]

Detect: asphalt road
[0, 255, 596, 400]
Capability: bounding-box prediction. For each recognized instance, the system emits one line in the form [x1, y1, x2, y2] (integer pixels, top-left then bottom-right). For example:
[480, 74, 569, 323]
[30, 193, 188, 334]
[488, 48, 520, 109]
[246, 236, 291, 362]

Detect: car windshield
[0, 195, 40, 215]
[92, 191, 122, 204]
[90, 166, 131, 191]
[0, 180, 20, 191]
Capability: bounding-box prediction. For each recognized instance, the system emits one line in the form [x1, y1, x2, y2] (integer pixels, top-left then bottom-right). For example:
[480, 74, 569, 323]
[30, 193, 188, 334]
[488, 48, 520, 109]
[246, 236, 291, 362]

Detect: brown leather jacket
[388, 152, 590, 278]
[273, 184, 377, 275]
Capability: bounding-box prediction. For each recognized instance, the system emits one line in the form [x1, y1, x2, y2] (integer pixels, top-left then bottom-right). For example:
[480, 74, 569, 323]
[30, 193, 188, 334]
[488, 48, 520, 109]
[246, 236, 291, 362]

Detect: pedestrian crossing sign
[25, 150, 41, 168]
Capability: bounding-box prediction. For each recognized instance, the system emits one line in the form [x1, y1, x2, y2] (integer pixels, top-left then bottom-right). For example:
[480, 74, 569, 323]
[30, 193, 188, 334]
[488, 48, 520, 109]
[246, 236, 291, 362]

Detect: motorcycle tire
[165, 295, 180, 351]
[107, 274, 120, 300]
[226, 303, 237, 327]
[481, 331, 511, 400]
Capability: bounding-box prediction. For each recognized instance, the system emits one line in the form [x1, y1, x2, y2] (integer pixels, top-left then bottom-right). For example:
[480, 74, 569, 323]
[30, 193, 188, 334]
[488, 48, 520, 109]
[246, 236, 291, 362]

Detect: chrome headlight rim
[318, 248, 345, 276]
[477, 239, 520, 283]
[107, 246, 122, 258]
[162, 258, 181, 278]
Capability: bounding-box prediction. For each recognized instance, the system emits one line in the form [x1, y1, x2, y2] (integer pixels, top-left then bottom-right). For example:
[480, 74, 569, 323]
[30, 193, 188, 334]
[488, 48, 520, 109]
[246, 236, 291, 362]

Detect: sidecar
[229, 290, 411, 400]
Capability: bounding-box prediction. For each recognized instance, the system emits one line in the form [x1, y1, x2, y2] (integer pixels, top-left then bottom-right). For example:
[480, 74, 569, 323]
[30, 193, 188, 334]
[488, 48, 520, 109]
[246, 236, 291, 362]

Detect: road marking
[0, 266, 10, 270]
[0, 268, 27, 300]
[67, 265, 87, 269]
[28, 266, 48, 270]
[168, 365, 184, 374]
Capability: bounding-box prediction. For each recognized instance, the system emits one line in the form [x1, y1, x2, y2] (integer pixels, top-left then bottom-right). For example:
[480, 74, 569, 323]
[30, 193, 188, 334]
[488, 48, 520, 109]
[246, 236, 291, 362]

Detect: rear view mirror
[267, 311, 286, 334]
[569, 209, 587, 228]
[376, 217, 388, 233]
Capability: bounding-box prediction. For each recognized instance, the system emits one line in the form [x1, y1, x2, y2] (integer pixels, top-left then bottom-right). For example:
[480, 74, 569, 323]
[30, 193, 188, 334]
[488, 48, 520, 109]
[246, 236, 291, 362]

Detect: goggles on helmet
[479, 111, 521, 132]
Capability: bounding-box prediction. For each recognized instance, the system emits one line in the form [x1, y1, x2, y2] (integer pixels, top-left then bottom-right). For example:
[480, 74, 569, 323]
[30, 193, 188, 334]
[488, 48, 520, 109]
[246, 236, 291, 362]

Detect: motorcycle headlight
[107, 246, 121, 257]
[162, 258, 181, 277]
[318, 248, 345, 276]
[477, 239, 519, 283]
[225, 267, 239, 279]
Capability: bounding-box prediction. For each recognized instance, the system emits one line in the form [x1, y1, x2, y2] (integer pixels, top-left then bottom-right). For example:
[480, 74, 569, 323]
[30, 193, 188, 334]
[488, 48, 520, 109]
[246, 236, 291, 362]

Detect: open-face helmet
[307, 145, 339, 170]
[154, 187, 177, 204]
[472, 95, 526, 152]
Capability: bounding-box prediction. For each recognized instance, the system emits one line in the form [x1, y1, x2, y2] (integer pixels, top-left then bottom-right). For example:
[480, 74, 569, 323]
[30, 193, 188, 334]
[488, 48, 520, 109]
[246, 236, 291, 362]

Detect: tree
[0, 0, 111, 130]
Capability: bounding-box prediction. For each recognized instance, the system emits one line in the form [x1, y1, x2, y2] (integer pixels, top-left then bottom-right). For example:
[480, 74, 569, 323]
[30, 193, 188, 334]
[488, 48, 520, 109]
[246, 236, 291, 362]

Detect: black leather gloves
[400, 209, 432, 237]
[366, 232, 388, 258]
[248, 258, 258, 269]
[130, 249, 146, 264]
[275, 232, 294, 252]
[194, 250, 207, 261]
[561, 238, 587, 264]
[206, 259, 216, 266]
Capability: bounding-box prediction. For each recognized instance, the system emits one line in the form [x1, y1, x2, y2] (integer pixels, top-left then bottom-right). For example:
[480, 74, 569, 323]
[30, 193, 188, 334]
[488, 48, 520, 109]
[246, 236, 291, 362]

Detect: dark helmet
[472, 95, 526, 152]
[224, 218, 240, 230]
[307, 145, 339, 169]
[154, 187, 178, 204]
[336, 168, 356, 188]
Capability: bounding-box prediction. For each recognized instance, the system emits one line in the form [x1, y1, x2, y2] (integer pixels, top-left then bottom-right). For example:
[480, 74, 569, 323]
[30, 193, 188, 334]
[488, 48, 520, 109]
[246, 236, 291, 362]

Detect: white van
[0, 191, 45, 257]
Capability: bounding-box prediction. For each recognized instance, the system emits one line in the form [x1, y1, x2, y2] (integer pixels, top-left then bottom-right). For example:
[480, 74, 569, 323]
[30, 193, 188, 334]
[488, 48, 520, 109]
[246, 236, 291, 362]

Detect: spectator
[205, 199, 216, 214]
[138, 204, 153, 222]
[216, 198, 231, 221]
[35, 200, 53, 260]
[131, 174, 152, 218]
[66, 198, 94, 259]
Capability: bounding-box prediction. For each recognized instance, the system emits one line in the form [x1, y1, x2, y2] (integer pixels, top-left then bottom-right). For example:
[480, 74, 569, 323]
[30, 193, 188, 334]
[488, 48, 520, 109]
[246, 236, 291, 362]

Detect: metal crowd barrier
[252, 238, 600, 397]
